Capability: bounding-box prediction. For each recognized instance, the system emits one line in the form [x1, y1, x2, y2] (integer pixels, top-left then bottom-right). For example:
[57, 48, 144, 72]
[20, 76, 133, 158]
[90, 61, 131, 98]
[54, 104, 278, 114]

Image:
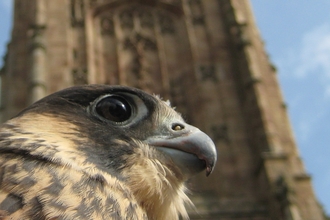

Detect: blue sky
[251, 0, 330, 215]
[0, 0, 329, 215]
[0, 0, 11, 67]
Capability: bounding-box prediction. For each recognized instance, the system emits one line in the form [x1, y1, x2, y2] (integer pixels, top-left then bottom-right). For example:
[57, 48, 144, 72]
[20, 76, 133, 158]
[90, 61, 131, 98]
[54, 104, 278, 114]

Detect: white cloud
[277, 23, 330, 101]
[276, 24, 330, 78]
[295, 24, 330, 79]
[275, 24, 330, 144]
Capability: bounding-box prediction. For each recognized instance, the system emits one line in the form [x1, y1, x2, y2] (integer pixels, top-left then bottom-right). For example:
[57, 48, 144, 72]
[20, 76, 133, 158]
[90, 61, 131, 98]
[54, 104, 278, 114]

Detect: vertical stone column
[99, 13, 119, 85]
[28, 0, 47, 104]
[85, 0, 96, 84]
[71, 0, 88, 85]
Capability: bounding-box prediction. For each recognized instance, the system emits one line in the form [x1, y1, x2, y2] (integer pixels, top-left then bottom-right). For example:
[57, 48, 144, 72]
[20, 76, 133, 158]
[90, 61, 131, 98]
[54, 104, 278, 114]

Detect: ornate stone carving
[229, 22, 251, 49]
[97, 5, 178, 94]
[100, 17, 114, 35]
[198, 65, 217, 82]
[122, 34, 157, 52]
[244, 75, 261, 88]
[28, 24, 47, 51]
[122, 38, 134, 51]
[28, 24, 46, 38]
[211, 124, 229, 142]
[121, 33, 157, 78]
[122, 38, 140, 76]
[71, 0, 85, 27]
[188, 0, 205, 25]
[137, 34, 157, 51]
[275, 176, 294, 210]
[158, 13, 175, 34]
[137, 10, 154, 28]
[119, 9, 134, 29]
[72, 68, 88, 85]
[169, 76, 188, 116]
[236, 23, 251, 47]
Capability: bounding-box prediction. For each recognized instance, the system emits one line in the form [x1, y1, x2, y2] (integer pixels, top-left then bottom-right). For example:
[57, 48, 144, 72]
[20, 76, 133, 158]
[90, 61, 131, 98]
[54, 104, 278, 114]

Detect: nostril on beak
[172, 123, 185, 131]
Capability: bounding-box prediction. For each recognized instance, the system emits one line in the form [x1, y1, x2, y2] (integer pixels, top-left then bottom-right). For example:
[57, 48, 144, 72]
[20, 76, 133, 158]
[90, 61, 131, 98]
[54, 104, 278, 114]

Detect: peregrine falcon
[0, 85, 217, 219]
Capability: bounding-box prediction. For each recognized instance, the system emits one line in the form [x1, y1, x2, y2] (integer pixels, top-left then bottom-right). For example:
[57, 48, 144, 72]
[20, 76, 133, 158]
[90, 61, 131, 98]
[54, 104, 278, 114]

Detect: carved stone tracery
[119, 9, 134, 29]
[100, 17, 114, 35]
[188, 0, 205, 25]
[158, 13, 175, 34]
[72, 68, 88, 85]
[169, 75, 188, 117]
[95, 3, 179, 93]
[71, 0, 85, 27]
[198, 65, 218, 82]
[28, 24, 47, 51]
[211, 123, 229, 142]
[120, 32, 158, 88]
[137, 10, 154, 28]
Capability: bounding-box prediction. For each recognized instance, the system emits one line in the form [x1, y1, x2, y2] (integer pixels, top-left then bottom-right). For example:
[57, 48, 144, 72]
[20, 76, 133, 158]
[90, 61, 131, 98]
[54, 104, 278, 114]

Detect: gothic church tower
[0, 0, 326, 219]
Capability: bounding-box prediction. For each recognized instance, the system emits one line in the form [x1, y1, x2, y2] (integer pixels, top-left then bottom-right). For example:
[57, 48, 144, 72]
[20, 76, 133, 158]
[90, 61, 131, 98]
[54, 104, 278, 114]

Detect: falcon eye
[95, 95, 132, 123]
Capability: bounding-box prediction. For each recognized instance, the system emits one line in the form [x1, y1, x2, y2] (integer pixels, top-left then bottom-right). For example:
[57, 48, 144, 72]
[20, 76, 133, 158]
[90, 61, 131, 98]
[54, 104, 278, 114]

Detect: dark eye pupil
[96, 96, 132, 122]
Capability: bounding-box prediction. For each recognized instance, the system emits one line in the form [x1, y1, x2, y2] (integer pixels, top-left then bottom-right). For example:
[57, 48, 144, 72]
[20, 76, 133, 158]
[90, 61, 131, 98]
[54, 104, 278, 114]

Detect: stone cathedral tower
[0, 0, 326, 219]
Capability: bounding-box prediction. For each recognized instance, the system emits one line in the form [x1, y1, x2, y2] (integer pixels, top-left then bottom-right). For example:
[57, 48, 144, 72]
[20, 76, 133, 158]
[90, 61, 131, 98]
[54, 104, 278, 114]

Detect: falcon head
[6, 85, 217, 219]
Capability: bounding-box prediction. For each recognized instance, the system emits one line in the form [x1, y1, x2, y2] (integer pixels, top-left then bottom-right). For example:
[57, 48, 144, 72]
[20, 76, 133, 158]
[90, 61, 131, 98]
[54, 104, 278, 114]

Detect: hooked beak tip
[206, 166, 213, 177]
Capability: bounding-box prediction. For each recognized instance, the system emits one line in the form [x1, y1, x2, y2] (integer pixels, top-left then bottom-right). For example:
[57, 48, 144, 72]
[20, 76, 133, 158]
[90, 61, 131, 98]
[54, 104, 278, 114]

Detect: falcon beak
[146, 124, 217, 177]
